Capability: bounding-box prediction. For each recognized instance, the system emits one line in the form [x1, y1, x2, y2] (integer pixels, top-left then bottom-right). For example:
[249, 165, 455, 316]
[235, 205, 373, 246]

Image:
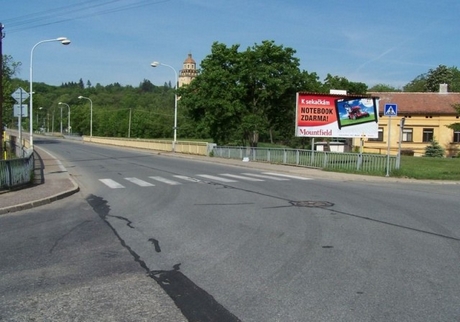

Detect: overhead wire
[3, 0, 171, 34]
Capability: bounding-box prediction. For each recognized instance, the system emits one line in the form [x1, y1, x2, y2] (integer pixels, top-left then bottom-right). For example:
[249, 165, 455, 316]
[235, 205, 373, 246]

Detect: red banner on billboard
[295, 92, 379, 138]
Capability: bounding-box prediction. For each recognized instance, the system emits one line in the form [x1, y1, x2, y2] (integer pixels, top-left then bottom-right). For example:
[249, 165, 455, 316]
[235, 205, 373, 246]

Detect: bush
[400, 149, 414, 156]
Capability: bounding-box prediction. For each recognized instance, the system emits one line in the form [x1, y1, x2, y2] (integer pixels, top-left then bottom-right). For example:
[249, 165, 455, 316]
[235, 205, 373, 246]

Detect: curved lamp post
[151, 61, 178, 152]
[78, 96, 92, 137]
[58, 102, 70, 134]
[29, 37, 70, 149]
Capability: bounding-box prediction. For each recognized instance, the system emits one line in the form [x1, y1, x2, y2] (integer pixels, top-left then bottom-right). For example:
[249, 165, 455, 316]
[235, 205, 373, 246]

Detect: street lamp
[58, 102, 70, 134]
[151, 61, 178, 152]
[78, 96, 92, 137]
[29, 37, 70, 149]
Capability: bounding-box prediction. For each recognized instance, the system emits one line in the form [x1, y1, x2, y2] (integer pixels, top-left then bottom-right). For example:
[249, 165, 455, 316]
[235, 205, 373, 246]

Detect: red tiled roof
[368, 92, 460, 115]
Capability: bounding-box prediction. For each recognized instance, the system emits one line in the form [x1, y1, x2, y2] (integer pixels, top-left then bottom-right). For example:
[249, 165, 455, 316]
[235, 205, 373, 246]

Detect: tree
[424, 139, 445, 157]
[446, 103, 460, 132]
[322, 74, 368, 95]
[404, 65, 460, 92]
[179, 40, 307, 146]
[403, 74, 427, 92]
[368, 83, 401, 92]
[425, 65, 452, 92]
[2, 55, 21, 127]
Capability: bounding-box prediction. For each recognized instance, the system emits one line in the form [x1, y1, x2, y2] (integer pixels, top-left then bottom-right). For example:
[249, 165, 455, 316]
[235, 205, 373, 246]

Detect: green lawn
[391, 156, 460, 180]
[325, 155, 460, 180]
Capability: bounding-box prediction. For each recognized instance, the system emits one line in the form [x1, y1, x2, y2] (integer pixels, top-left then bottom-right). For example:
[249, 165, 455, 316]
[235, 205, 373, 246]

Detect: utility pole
[0, 23, 5, 159]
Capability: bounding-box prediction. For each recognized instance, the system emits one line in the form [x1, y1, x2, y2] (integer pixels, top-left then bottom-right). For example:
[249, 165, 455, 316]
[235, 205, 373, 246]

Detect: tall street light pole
[78, 96, 92, 137]
[150, 61, 178, 152]
[58, 102, 70, 134]
[37, 107, 43, 128]
[59, 104, 63, 134]
[29, 37, 70, 149]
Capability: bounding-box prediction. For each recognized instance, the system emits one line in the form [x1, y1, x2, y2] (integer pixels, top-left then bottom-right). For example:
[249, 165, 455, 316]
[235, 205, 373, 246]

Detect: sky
[1, 0, 459, 90]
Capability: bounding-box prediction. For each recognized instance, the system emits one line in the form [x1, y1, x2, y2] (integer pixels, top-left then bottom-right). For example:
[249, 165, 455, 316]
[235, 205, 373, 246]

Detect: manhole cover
[290, 201, 334, 208]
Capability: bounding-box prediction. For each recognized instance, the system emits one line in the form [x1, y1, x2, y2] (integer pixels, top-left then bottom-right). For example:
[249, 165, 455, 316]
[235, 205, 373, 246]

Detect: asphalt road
[2, 137, 460, 321]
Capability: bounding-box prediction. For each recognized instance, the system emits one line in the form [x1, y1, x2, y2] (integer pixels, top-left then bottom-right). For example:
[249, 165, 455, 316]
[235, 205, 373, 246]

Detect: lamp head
[57, 37, 71, 45]
[78, 96, 83, 99]
[151, 61, 160, 68]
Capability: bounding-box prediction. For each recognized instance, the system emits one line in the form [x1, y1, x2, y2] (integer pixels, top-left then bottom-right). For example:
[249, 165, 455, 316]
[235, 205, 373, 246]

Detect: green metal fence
[213, 146, 397, 173]
[0, 143, 34, 190]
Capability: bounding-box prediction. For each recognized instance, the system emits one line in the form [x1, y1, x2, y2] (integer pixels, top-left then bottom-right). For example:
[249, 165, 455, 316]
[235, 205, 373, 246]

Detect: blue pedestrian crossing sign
[384, 103, 398, 116]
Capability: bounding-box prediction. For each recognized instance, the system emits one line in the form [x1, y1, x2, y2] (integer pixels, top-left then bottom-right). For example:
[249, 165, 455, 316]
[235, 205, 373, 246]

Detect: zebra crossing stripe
[220, 173, 264, 181]
[99, 179, 125, 189]
[149, 176, 181, 185]
[196, 174, 237, 182]
[125, 177, 155, 187]
[241, 173, 289, 181]
[262, 172, 313, 180]
[173, 175, 203, 183]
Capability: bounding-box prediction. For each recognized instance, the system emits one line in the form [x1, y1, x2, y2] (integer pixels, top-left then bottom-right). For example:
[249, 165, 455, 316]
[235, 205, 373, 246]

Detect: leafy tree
[179, 40, 308, 146]
[425, 65, 452, 92]
[404, 65, 460, 92]
[322, 74, 368, 95]
[403, 74, 427, 92]
[424, 139, 445, 157]
[2, 55, 22, 129]
[368, 83, 401, 92]
[446, 103, 460, 131]
[139, 79, 155, 92]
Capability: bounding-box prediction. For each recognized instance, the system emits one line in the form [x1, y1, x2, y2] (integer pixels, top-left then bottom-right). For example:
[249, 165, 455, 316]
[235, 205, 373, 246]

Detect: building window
[369, 127, 383, 141]
[422, 128, 434, 142]
[402, 128, 413, 142]
[454, 130, 460, 143]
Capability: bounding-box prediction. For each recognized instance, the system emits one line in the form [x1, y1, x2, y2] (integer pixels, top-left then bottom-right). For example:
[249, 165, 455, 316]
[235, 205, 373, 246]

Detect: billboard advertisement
[295, 93, 379, 138]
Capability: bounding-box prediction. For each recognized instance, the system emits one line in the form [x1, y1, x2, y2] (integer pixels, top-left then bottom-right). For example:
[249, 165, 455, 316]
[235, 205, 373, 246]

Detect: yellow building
[357, 87, 460, 157]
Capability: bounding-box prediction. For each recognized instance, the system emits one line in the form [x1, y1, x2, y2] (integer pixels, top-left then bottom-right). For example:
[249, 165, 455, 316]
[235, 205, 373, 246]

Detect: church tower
[178, 53, 198, 87]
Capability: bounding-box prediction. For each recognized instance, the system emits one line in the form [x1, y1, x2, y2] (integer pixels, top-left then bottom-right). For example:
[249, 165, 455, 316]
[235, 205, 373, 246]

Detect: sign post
[384, 104, 398, 176]
[11, 87, 29, 146]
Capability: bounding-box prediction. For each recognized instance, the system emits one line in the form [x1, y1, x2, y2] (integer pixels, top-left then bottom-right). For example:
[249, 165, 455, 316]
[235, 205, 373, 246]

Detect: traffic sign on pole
[11, 87, 29, 103]
[384, 103, 398, 116]
[14, 104, 28, 117]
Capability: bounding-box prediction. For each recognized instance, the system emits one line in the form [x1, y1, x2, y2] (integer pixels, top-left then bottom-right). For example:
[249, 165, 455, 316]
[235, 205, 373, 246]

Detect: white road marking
[125, 177, 155, 187]
[220, 173, 264, 181]
[149, 176, 181, 185]
[173, 175, 203, 183]
[99, 179, 125, 189]
[241, 173, 289, 181]
[196, 174, 237, 182]
[262, 172, 313, 180]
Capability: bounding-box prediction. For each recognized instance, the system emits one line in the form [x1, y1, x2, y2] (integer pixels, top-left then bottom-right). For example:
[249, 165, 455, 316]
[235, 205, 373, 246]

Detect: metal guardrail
[212, 146, 398, 173]
[0, 141, 35, 190]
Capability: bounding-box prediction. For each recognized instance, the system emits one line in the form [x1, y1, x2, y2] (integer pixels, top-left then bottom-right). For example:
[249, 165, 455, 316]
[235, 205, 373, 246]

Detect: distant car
[347, 106, 369, 120]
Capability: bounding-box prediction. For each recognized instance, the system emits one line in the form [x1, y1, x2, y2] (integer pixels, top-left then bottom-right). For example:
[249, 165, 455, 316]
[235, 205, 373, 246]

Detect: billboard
[295, 93, 379, 138]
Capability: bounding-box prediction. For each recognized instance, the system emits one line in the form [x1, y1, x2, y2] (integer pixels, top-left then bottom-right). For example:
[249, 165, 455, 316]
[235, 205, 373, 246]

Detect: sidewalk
[0, 147, 79, 215]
